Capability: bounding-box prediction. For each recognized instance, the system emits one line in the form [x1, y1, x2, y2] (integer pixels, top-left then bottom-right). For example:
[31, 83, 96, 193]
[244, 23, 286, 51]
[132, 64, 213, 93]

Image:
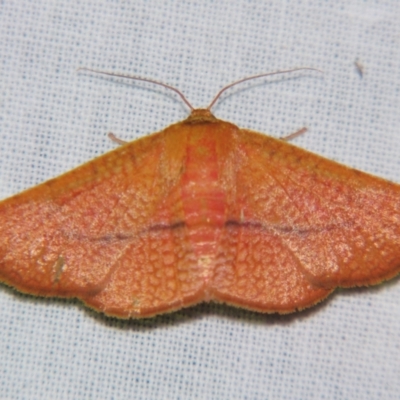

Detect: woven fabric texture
[1, 1, 399, 399]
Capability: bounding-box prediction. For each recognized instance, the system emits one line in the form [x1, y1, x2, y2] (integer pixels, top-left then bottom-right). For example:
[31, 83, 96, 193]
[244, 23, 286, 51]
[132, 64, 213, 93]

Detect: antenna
[78, 67, 323, 112]
[206, 67, 323, 110]
[77, 67, 194, 111]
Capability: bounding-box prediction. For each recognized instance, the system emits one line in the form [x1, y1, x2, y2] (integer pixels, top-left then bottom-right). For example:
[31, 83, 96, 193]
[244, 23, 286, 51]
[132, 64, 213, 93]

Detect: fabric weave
[0, 1, 399, 399]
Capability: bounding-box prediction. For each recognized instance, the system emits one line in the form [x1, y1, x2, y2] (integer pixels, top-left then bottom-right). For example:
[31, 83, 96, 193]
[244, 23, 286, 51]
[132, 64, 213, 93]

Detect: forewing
[0, 129, 204, 318]
[212, 129, 400, 313]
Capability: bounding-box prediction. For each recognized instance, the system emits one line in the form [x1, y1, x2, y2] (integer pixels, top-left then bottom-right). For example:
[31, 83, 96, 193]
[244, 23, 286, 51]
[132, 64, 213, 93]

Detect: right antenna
[206, 67, 323, 111]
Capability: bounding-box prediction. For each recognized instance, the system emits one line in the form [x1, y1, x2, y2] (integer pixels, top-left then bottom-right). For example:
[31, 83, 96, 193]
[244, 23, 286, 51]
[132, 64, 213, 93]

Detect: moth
[1, 68, 399, 318]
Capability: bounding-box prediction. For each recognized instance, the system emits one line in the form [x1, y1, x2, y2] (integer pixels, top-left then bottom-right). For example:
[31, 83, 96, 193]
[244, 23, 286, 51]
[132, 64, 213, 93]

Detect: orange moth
[0, 68, 399, 319]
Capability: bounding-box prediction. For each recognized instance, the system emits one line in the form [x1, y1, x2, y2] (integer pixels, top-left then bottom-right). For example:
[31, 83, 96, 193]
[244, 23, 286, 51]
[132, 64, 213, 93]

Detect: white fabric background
[1, 1, 400, 399]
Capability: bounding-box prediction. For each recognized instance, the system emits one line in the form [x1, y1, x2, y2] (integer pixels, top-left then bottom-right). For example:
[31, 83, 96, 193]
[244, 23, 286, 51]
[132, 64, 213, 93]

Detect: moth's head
[183, 109, 217, 125]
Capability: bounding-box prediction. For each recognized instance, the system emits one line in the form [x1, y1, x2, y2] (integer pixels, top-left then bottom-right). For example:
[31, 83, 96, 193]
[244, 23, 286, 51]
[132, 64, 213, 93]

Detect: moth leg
[108, 132, 128, 145]
[280, 127, 307, 141]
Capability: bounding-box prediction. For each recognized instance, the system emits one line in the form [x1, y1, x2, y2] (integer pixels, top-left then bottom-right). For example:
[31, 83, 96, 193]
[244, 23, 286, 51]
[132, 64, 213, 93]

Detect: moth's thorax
[177, 117, 237, 281]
